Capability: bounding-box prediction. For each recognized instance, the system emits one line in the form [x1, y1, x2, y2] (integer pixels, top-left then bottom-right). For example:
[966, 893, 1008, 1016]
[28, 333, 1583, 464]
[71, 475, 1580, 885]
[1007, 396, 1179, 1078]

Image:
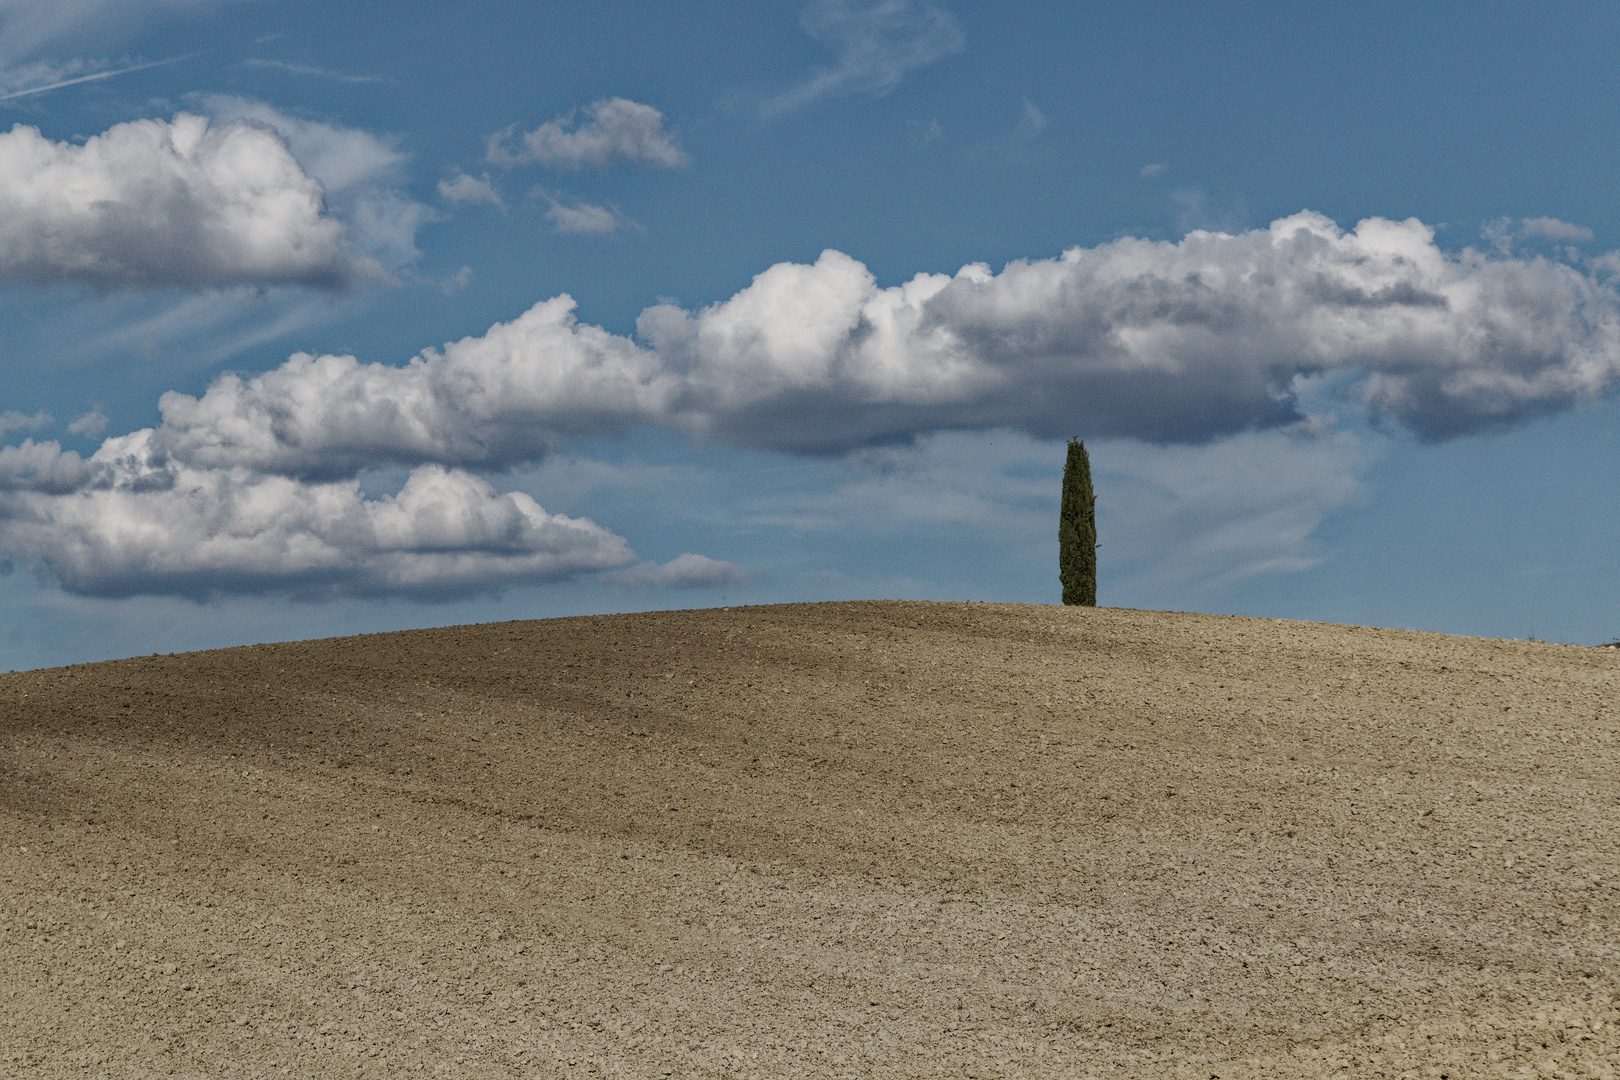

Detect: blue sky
[3, 0, 1620, 670]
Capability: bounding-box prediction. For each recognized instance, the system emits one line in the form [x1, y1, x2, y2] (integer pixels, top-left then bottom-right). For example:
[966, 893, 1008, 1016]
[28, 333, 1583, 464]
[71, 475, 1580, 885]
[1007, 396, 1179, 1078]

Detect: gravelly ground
[3, 600, 1619, 1078]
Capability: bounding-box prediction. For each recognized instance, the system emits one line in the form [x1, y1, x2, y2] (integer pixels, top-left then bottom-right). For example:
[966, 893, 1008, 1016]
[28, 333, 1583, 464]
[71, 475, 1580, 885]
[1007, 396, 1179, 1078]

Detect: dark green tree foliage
[1059, 438, 1097, 606]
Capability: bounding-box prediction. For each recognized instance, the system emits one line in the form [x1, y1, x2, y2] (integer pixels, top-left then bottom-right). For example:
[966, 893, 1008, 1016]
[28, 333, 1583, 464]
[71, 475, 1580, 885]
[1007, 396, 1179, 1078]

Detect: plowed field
[4, 601, 1619, 1078]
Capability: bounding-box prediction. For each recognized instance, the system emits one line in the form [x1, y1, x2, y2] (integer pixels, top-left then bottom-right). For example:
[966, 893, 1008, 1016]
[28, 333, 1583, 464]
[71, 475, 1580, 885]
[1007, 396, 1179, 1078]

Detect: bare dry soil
[4, 600, 1620, 1078]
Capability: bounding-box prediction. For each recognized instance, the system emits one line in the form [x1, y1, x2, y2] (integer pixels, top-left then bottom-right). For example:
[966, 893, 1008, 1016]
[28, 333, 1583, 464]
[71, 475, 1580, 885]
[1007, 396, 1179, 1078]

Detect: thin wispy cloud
[66, 410, 107, 436]
[440, 266, 473, 294]
[243, 58, 386, 84]
[0, 53, 190, 101]
[760, 0, 964, 119]
[905, 117, 943, 146]
[730, 425, 1375, 595]
[488, 98, 687, 170]
[80, 284, 357, 373]
[1097, 427, 1379, 588]
[1, 57, 84, 96]
[1521, 216, 1593, 242]
[1484, 215, 1595, 253]
[438, 172, 502, 207]
[0, 0, 221, 67]
[1168, 186, 1251, 234]
[605, 553, 750, 589]
[0, 409, 49, 435]
[540, 193, 628, 235]
[1009, 98, 1046, 143]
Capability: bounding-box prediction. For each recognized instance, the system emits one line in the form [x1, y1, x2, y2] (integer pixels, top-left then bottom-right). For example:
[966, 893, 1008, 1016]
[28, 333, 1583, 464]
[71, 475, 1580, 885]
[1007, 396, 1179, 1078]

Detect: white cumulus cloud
[0, 439, 98, 494]
[0, 113, 378, 289]
[148, 294, 672, 477]
[198, 96, 432, 272]
[116, 211, 1620, 482]
[0, 436, 640, 599]
[488, 97, 687, 170]
[10, 209, 1620, 600]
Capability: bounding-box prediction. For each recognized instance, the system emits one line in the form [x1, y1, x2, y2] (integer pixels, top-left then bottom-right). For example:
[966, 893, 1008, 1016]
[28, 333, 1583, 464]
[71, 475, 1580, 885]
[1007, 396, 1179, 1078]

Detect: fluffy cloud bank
[0, 435, 741, 599]
[8, 209, 1619, 600]
[136, 211, 1620, 478]
[0, 113, 380, 289]
[0, 439, 98, 494]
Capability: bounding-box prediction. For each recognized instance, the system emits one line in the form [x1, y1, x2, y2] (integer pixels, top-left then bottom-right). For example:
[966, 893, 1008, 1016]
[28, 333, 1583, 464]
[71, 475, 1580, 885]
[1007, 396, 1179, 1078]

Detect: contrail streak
[0, 55, 195, 102]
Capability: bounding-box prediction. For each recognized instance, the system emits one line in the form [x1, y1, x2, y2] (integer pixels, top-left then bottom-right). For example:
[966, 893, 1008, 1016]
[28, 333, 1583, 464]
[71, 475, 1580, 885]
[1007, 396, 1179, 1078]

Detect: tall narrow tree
[1059, 438, 1097, 606]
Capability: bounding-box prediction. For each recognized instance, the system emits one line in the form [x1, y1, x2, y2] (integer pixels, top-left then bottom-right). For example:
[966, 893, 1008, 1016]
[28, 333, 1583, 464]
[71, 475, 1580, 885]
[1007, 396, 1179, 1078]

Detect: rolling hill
[4, 601, 1619, 1078]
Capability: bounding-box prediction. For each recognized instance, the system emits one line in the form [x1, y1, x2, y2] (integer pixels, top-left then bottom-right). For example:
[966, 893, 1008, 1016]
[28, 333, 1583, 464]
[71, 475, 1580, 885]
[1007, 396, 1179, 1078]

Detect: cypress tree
[1059, 438, 1097, 606]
